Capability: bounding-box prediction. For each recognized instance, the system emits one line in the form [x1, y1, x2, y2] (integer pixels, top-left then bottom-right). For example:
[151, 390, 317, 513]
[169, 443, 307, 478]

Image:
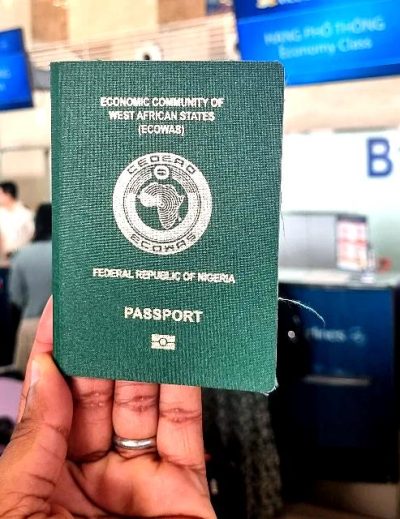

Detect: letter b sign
[367, 138, 393, 177]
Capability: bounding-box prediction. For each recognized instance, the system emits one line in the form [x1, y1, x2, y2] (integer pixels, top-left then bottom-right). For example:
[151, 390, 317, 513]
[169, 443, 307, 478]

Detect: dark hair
[0, 181, 18, 199]
[34, 203, 52, 242]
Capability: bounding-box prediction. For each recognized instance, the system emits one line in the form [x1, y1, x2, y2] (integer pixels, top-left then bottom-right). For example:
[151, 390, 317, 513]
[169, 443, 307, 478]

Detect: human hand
[0, 299, 216, 519]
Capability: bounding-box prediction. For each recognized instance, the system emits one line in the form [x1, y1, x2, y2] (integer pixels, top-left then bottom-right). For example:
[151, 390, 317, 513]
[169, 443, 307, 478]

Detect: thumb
[0, 353, 73, 510]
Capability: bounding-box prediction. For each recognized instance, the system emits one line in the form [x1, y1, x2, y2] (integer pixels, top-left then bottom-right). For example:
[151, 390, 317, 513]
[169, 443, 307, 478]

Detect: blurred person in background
[0, 181, 34, 260]
[8, 203, 52, 373]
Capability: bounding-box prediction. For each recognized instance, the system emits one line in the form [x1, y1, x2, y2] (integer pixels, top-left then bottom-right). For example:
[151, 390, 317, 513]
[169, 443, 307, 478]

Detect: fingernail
[25, 360, 41, 412]
[30, 359, 41, 388]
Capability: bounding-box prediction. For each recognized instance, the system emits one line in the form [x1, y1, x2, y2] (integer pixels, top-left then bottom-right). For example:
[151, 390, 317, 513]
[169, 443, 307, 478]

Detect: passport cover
[51, 61, 284, 392]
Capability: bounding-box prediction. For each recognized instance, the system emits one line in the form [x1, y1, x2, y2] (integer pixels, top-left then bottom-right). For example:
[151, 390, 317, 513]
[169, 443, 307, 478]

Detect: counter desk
[273, 269, 400, 496]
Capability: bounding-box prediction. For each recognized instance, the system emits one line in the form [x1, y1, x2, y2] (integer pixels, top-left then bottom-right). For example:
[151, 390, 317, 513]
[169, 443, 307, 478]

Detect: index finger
[17, 297, 53, 421]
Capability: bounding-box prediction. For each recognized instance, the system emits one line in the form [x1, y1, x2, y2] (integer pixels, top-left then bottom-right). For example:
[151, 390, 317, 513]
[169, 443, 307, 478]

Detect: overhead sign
[234, 0, 400, 85]
[281, 129, 400, 269]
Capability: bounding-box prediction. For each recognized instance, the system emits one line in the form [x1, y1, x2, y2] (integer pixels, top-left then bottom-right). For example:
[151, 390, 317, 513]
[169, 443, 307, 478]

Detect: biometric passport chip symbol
[151, 334, 176, 350]
[113, 152, 212, 255]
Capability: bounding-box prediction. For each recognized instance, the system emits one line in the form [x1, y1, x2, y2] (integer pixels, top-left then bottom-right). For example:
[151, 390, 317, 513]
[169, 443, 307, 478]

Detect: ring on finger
[113, 434, 156, 450]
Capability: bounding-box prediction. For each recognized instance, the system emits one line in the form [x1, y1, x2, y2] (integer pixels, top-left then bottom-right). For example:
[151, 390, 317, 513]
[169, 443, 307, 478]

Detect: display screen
[0, 28, 24, 55]
[336, 215, 369, 272]
[0, 28, 33, 111]
[234, 0, 400, 85]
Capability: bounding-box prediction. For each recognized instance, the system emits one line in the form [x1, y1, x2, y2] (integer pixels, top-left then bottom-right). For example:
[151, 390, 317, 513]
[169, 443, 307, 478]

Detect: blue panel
[283, 286, 395, 380]
[0, 28, 24, 55]
[0, 52, 33, 111]
[235, 0, 400, 84]
[279, 284, 396, 451]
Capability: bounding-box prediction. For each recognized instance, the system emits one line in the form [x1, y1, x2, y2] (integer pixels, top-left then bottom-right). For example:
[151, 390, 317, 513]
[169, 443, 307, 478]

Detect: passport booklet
[51, 61, 284, 392]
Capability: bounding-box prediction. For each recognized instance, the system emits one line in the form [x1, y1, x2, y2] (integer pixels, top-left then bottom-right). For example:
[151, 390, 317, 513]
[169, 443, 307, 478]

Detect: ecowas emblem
[113, 152, 212, 255]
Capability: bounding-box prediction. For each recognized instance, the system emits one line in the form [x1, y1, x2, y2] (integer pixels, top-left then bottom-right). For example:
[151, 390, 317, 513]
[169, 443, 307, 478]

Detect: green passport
[51, 61, 284, 392]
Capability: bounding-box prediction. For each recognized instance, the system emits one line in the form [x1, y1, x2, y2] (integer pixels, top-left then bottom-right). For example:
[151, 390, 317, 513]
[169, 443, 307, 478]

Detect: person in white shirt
[0, 182, 34, 258]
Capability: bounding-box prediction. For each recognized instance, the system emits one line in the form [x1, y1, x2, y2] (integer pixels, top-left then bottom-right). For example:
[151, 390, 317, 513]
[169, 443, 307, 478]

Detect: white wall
[284, 76, 400, 133]
[68, 0, 158, 43]
[0, 91, 50, 208]
[282, 130, 400, 269]
[0, 0, 31, 44]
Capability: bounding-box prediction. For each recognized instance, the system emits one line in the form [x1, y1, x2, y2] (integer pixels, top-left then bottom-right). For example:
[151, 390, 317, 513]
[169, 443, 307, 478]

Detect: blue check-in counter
[272, 269, 400, 497]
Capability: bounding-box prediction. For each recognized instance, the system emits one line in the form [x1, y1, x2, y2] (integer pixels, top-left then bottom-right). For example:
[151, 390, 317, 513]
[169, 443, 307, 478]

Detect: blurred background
[0, 1, 400, 518]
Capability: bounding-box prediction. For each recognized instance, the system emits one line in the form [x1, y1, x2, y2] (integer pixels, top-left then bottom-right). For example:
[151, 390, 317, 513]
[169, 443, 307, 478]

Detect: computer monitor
[0, 28, 33, 111]
[336, 215, 369, 272]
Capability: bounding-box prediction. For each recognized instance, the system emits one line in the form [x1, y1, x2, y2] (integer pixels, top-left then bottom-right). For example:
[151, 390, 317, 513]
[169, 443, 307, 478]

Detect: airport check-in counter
[273, 269, 400, 497]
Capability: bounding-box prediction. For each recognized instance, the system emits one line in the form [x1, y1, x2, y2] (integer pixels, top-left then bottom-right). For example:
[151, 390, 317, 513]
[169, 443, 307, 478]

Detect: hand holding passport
[0, 60, 284, 516]
[0, 299, 216, 518]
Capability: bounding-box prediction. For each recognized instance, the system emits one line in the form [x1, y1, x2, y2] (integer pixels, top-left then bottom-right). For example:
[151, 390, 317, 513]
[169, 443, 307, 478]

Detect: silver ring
[113, 434, 156, 450]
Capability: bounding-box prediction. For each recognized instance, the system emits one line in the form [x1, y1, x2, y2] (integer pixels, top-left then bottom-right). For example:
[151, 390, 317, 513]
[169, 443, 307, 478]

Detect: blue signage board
[0, 28, 24, 55]
[0, 28, 32, 110]
[0, 52, 33, 110]
[234, 0, 400, 85]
